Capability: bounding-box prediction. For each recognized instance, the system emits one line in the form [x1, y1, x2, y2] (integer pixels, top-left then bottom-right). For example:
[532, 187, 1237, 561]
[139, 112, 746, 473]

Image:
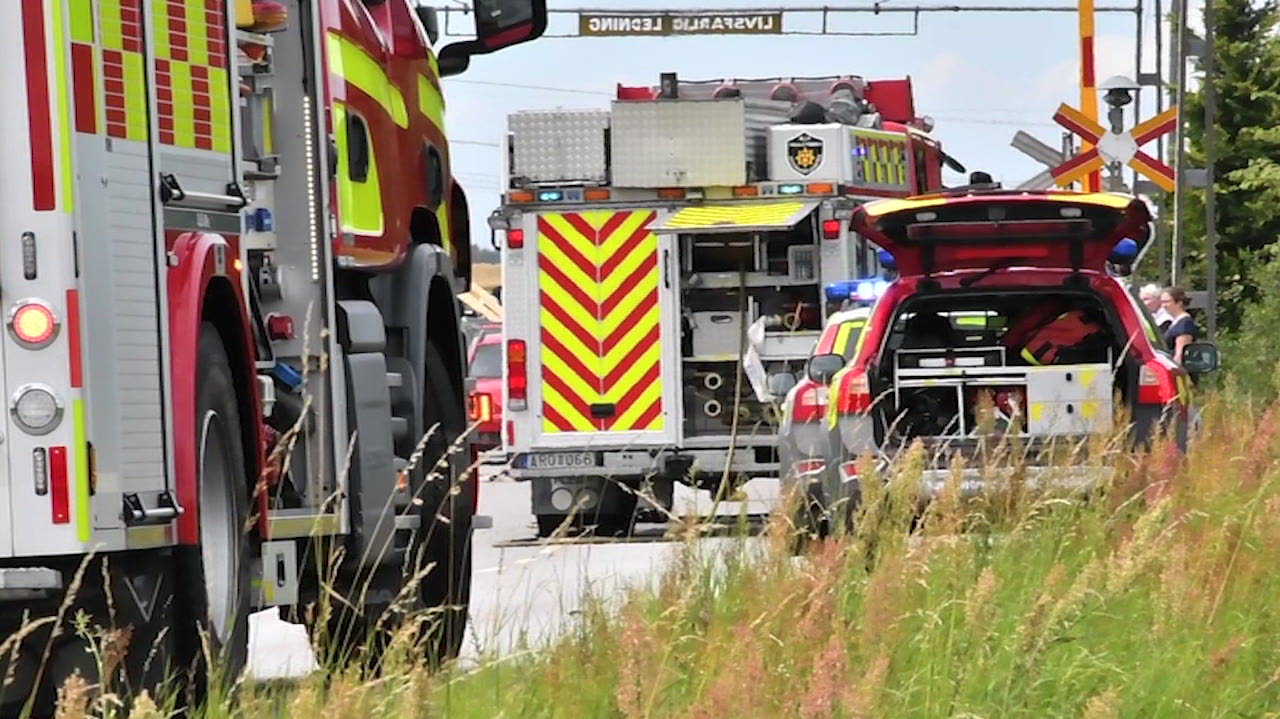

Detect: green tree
[1176, 0, 1280, 331]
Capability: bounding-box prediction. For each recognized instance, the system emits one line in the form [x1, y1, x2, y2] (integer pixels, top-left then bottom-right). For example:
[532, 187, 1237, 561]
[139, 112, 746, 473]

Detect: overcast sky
[437, 0, 1197, 249]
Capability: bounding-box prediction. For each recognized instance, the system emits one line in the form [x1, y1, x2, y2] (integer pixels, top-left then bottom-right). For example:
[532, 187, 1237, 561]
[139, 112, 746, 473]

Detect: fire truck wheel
[416, 340, 471, 663]
[176, 323, 252, 694]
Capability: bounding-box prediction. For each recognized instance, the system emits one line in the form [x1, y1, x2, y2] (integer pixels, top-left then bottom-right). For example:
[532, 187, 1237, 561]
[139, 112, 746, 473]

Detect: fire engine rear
[489, 73, 953, 536]
[0, 0, 544, 709]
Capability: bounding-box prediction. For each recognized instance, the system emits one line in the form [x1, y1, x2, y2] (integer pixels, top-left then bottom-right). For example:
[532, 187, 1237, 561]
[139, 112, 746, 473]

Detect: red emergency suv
[467, 329, 504, 454]
[802, 191, 1217, 532]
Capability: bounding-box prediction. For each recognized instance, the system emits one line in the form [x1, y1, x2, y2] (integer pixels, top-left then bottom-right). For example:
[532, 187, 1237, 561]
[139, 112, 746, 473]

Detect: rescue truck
[488, 73, 956, 536]
[0, 0, 545, 708]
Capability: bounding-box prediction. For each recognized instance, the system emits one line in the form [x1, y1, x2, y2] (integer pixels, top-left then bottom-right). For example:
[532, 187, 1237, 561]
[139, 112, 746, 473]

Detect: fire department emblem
[787, 133, 824, 175]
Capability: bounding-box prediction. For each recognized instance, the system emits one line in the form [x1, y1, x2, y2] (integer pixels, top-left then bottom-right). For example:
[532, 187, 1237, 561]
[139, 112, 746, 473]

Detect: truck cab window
[347, 113, 371, 183]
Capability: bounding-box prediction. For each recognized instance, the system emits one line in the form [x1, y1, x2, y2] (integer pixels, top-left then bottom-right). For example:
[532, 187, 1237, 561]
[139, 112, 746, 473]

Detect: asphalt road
[246, 473, 780, 679]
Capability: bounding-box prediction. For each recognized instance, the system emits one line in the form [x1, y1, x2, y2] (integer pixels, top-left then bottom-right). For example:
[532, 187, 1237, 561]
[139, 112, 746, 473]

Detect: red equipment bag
[1014, 309, 1108, 365]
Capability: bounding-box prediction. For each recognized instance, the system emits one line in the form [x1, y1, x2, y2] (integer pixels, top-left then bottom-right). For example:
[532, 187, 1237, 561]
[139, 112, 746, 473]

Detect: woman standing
[1161, 286, 1198, 364]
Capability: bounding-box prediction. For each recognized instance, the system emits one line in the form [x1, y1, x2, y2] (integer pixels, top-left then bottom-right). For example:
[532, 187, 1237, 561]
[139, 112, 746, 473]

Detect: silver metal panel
[611, 100, 747, 188]
[509, 110, 610, 184]
[81, 140, 168, 498]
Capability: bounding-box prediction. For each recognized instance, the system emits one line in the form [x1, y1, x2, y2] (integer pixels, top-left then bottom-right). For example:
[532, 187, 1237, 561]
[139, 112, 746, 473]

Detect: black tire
[415, 340, 472, 664]
[174, 323, 252, 698]
[589, 488, 638, 538]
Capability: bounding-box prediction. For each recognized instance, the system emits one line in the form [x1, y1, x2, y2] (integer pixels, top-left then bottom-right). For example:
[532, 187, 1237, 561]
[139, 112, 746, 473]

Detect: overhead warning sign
[579, 12, 784, 36]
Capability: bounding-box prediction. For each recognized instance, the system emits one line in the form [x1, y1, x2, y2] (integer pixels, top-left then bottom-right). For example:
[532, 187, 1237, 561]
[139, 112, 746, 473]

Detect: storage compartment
[690, 311, 744, 358]
[508, 109, 611, 185]
[874, 291, 1127, 443]
[690, 234, 758, 273]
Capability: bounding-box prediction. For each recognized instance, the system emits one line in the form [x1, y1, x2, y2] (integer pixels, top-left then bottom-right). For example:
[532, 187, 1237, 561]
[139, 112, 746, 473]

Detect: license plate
[526, 452, 597, 469]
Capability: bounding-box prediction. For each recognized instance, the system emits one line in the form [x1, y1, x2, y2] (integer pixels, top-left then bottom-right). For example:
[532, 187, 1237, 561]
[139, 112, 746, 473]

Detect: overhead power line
[444, 79, 612, 96]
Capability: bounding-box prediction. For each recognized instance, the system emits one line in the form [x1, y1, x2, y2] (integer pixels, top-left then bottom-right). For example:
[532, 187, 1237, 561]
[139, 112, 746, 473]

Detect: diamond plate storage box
[611, 99, 749, 187]
[508, 110, 610, 184]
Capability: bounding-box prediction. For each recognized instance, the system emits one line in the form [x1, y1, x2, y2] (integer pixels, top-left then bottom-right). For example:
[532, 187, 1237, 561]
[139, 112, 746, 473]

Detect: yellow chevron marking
[603, 302, 661, 363]
[538, 237, 597, 297]
[541, 213, 601, 268]
[610, 380, 664, 429]
[605, 343, 662, 396]
[541, 384, 595, 431]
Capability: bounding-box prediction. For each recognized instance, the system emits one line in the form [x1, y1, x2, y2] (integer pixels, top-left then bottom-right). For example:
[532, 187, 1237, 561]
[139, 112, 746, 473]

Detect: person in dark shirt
[1161, 286, 1198, 363]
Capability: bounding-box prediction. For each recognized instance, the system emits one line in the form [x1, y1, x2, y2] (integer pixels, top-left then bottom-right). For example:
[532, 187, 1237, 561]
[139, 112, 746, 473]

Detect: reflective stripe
[101, 0, 148, 142]
[154, 0, 231, 150]
[538, 211, 664, 433]
[833, 322, 854, 357]
[51, 0, 74, 211]
[333, 102, 384, 235]
[1020, 347, 1042, 366]
[327, 32, 408, 128]
[73, 400, 90, 542]
[418, 74, 445, 128]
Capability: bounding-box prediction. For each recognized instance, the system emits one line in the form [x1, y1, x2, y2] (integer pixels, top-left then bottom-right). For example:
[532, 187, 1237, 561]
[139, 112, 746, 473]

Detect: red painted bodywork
[321, 0, 461, 274]
[831, 269, 1189, 414]
[166, 231, 262, 545]
[468, 331, 503, 448]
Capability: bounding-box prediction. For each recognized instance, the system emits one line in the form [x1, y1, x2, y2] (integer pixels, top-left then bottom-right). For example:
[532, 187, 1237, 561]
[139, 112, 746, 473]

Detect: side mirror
[438, 0, 548, 77]
[415, 6, 441, 45]
[1181, 342, 1220, 374]
[807, 353, 845, 384]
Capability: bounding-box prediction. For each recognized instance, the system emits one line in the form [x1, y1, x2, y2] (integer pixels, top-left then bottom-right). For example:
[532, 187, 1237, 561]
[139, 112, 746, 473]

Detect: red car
[467, 329, 504, 454]
[801, 191, 1218, 534]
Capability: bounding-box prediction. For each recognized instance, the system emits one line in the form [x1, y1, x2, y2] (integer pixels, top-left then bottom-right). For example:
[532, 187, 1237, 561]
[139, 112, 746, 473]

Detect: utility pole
[1204, 0, 1218, 340]
[1170, 0, 1189, 285]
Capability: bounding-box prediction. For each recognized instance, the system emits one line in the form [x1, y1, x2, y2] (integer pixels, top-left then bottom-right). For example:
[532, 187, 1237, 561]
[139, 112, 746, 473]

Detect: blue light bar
[825, 278, 890, 303]
[537, 190, 564, 202]
[778, 183, 804, 195]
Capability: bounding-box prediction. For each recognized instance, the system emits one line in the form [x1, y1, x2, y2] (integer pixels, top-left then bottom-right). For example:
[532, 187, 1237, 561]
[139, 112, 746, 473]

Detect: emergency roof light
[825, 278, 890, 303]
[877, 248, 897, 270]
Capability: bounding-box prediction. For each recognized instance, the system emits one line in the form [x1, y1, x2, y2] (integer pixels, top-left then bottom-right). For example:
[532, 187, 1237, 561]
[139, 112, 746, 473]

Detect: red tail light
[822, 218, 842, 239]
[835, 370, 872, 414]
[791, 383, 828, 422]
[507, 229, 525, 249]
[507, 340, 527, 410]
[1138, 362, 1179, 405]
[469, 392, 494, 423]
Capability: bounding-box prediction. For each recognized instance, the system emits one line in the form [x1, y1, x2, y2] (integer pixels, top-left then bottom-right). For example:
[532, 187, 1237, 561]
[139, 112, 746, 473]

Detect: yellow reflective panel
[327, 32, 408, 128]
[660, 201, 814, 230]
[861, 196, 949, 217]
[418, 74, 445, 128]
[332, 103, 385, 236]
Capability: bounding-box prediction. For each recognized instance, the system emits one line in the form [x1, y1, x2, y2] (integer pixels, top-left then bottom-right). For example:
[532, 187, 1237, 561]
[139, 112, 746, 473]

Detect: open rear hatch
[851, 192, 1151, 276]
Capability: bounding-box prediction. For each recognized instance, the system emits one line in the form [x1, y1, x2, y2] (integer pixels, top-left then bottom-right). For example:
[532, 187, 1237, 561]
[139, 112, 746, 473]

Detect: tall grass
[54, 393, 1280, 717]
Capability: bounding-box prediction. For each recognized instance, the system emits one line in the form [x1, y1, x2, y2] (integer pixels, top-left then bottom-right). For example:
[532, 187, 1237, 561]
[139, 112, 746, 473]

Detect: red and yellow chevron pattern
[538, 211, 664, 433]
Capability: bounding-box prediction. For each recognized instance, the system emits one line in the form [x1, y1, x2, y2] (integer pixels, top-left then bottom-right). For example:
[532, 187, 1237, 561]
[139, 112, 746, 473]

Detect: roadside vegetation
[41, 386, 1280, 718]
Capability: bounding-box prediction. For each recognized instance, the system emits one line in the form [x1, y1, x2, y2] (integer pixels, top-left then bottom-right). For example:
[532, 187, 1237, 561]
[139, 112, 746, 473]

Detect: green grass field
[55, 394, 1280, 718]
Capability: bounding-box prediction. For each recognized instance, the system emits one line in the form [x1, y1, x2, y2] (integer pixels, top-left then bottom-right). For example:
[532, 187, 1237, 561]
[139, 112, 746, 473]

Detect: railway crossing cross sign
[1049, 104, 1178, 192]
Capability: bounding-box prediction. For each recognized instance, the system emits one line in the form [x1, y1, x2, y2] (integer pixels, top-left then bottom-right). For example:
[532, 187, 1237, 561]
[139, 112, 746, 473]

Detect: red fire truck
[0, 0, 544, 708]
